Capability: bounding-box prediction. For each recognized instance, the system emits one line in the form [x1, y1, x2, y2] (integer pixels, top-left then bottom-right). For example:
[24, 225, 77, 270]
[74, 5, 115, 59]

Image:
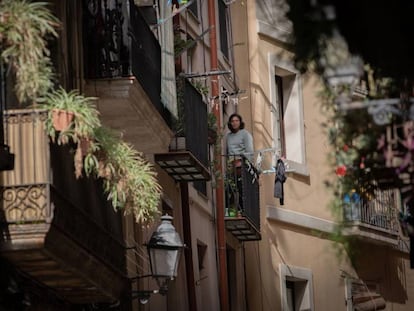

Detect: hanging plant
[93, 127, 162, 223]
[0, 0, 59, 104]
[41, 92, 162, 223]
[1, 0, 162, 224]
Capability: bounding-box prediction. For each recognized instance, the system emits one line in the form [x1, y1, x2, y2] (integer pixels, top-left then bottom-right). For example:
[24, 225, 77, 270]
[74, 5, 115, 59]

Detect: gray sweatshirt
[226, 129, 254, 160]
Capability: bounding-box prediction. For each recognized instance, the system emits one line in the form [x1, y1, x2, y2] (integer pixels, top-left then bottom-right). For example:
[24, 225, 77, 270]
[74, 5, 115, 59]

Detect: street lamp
[147, 214, 184, 281]
[131, 214, 184, 303]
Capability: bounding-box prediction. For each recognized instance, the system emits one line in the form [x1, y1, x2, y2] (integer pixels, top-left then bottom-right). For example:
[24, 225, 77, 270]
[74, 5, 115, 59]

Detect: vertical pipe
[207, 0, 229, 310]
[180, 182, 198, 311]
[172, 4, 198, 310]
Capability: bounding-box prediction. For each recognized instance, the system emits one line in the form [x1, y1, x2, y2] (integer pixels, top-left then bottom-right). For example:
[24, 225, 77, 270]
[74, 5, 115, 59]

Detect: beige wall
[231, 1, 414, 311]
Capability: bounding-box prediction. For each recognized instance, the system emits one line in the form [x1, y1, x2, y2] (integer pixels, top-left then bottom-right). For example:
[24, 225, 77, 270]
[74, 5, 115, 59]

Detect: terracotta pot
[52, 109, 74, 131]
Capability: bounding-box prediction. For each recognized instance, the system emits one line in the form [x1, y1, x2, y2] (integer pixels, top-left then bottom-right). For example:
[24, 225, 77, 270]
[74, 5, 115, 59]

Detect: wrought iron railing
[0, 109, 126, 273]
[82, 0, 162, 114]
[0, 109, 51, 223]
[225, 155, 260, 231]
[343, 188, 399, 233]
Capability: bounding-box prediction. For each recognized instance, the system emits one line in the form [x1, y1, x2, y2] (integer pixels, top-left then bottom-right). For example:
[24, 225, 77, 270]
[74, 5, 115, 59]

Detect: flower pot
[52, 109, 74, 131]
[228, 209, 237, 217]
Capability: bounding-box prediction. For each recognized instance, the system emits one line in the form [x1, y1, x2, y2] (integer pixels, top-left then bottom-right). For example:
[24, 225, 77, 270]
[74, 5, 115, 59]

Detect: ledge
[267, 205, 336, 234]
[266, 206, 400, 246]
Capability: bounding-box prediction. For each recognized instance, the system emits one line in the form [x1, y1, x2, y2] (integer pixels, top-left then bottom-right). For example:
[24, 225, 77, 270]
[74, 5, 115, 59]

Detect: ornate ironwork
[1, 184, 50, 223]
[83, 0, 129, 78]
[83, 0, 163, 116]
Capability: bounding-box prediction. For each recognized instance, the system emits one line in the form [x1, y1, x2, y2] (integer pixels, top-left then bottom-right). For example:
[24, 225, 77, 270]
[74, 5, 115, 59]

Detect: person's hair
[227, 113, 245, 132]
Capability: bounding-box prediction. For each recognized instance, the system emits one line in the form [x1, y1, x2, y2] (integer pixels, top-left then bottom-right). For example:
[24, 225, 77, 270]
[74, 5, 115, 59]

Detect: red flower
[343, 144, 349, 152]
[335, 165, 347, 176]
[359, 157, 365, 169]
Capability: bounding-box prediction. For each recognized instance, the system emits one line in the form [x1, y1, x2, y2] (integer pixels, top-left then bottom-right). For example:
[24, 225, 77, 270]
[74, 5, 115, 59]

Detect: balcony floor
[225, 216, 261, 241]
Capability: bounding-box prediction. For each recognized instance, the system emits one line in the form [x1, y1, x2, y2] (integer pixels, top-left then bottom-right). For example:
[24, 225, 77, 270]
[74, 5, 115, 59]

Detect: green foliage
[190, 79, 209, 96]
[1, 0, 162, 223]
[174, 33, 196, 57]
[208, 112, 218, 131]
[40, 91, 162, 223]
[94, 127, 162, 223]
[319, 71, 401, 263]
[0, 0, 59, 103]
[42, 88, 100, 145]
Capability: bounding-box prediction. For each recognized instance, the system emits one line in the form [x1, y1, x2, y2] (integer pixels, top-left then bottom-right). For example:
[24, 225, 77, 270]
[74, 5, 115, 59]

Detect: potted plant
[51, 108, 74, 131]
[1, 0, 162, 224]
[41, 87, 101, 177]
[43, 88, 100, 138]
[0, 0, 59, 104]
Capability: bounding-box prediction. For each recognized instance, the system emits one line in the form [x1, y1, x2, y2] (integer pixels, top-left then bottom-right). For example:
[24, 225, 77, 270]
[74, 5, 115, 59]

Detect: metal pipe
[207, 0, 229, 310]
[180, 182, 198, 311]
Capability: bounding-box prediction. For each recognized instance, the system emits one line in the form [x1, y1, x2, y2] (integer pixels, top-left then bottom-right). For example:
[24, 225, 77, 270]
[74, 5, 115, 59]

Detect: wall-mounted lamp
[131, 214, 184, 304]
[324, 56, 363, 89]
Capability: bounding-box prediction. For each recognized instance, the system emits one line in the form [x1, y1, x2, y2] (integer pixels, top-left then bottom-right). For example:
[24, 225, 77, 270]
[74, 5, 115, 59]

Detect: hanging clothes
[274, 159, 287, 205]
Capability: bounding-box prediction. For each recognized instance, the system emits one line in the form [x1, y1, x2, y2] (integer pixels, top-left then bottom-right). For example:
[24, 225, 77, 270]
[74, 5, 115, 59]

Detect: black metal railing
[82, 0, 162, 114]
[343, 188, 399, 233]
[225, 155, 260, 231]
[182, 79, 208, 194]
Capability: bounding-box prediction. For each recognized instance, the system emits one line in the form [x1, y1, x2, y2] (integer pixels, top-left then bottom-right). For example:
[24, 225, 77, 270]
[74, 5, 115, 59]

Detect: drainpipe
[172, 3, 198, 311]
[180, 182, 198, 311]
[207, 0, 229, 311]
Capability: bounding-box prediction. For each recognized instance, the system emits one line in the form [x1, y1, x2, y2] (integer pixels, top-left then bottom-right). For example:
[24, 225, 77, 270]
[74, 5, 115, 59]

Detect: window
[286, 281, 296, 311]
[218, 0, 229, 59]
[186, 35, 196, 74]
[197, 242, 207, 271]
[280, 264, 314, 311]
[275, 75, 287, 157]
[269, 56, 308, 175]
[188, 0, 198, 19]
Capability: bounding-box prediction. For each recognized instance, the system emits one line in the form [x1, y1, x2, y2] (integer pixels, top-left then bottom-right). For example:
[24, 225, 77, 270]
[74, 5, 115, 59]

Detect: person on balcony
[225, 113, 254, 215]
[226, 113, 254, 162]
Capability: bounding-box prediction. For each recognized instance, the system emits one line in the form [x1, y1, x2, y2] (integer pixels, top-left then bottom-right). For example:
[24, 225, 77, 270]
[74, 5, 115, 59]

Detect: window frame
[279, 264, 314, 311]
[269, 54, 308, 176]
[218, 0, 230, 60]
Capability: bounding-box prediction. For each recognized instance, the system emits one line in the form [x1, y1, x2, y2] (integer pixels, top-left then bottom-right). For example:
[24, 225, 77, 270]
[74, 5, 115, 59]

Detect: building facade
[230, 1, 414, 310]
[2, 1, 414, 311]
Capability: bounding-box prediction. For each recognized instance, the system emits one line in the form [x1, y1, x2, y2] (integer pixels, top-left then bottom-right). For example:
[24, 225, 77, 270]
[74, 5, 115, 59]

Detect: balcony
[155, 79, 210, 186]
[82, 0, 164, 119]
[343, 188, 400, 245]
[225, 156, 261, 241]
[0, 109, 127, 303]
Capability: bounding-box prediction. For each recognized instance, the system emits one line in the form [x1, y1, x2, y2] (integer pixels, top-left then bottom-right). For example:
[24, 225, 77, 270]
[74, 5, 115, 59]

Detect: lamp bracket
[128, 274, 153, 281]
